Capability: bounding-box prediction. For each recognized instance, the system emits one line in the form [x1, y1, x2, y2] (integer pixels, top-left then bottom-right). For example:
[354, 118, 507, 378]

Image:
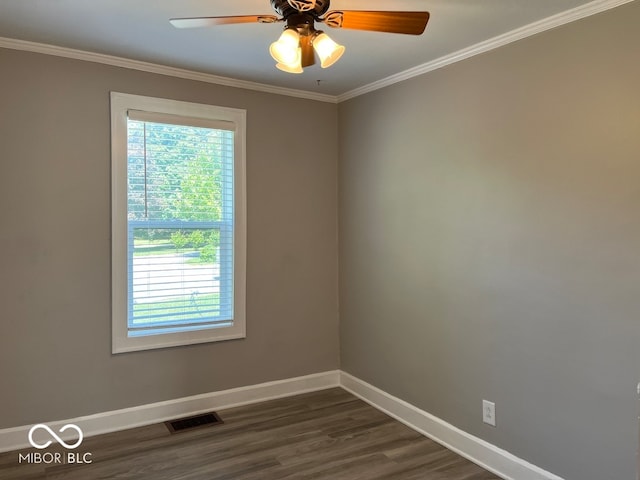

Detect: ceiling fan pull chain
[287, 0, 317, 12]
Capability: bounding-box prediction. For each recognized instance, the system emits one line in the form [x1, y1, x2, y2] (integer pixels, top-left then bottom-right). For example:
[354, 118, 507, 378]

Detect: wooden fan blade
[322, 11, 429, 35]
[300, 35, 316, 68]
[170, 15, 279, 29]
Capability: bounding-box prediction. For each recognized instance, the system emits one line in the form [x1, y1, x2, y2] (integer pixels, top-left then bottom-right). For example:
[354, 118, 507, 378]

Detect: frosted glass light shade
[313, 32, 345, 68]
[276, 61, 303, 74]
[269, 29, 301, 65]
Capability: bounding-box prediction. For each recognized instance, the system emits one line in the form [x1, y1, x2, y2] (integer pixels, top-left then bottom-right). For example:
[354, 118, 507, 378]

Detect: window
[111, 92, 246, 353]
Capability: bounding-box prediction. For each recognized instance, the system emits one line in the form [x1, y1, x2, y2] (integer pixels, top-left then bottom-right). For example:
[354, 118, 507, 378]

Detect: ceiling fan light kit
[170, 0, 429, 74]
[268, 12, 345, 72]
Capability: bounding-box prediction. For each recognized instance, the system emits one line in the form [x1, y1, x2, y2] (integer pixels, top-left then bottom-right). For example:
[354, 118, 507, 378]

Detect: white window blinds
[126, 112, 235, 336]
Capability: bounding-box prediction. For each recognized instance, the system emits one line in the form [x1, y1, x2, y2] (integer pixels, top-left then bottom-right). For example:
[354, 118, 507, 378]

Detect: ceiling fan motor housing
[271, 0, 330, 19]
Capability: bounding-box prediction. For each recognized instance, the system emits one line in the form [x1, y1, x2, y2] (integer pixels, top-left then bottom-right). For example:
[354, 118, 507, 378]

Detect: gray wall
[339, 3, 640, 480]
[0, 48, 339, 428]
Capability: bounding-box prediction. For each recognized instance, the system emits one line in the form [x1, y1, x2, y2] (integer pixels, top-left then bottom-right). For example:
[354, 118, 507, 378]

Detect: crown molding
[0, 36, 338, 104]
[337, 0, 636, 103]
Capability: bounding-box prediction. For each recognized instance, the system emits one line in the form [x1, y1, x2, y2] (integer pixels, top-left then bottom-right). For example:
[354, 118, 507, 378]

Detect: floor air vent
[165, 412, 223, 434]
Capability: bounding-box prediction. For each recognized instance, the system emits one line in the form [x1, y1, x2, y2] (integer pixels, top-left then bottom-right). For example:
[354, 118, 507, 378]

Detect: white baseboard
[340, 372, 564, 480]
[0, 370, 340, 453]
[0, 369, 564, 480]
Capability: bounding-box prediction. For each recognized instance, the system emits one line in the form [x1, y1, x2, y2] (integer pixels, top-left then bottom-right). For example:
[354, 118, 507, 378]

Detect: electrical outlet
[483, 400, 496, 427]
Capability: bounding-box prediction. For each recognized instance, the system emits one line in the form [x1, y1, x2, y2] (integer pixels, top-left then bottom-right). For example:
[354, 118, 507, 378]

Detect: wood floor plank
[0, 388, 502, 479]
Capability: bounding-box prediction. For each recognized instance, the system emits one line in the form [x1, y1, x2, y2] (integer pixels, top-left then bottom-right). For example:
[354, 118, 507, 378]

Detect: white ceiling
[0, 0, 624, 98]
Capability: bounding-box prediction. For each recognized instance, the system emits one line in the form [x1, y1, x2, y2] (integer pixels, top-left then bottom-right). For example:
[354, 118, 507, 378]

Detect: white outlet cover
[483, 400, 496, 427]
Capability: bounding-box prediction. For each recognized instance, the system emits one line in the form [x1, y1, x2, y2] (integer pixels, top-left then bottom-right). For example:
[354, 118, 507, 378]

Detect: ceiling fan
[170, 0, 430, 74]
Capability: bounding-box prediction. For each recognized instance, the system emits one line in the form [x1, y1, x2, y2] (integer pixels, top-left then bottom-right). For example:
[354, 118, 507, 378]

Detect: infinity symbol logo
[28, 424, 83, 450]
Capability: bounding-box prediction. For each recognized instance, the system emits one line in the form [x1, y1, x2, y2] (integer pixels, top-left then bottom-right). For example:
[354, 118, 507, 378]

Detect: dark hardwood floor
[1, 388, 501, 479]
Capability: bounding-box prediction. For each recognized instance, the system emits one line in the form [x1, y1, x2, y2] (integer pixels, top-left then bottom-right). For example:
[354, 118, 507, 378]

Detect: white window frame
[110, 92, 246, 354]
